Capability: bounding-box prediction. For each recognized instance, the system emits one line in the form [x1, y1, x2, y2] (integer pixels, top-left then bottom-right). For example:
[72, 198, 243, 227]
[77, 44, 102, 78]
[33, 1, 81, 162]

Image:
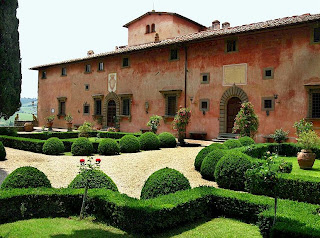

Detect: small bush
[158, 132, 176, 148]
[214, 151, 253, 190]
[42, 137, 64, 155]
[98, 138, 120, 155]
[0, 141, 6, 161]
[68, 170, 118, 191]
[0, 127, 17, 136]
[140, 167, 191, 199]
[71, 137, 93, 156]
[223, 139, 242, 149]
[1, 166, 51, 189]
[120, 135, 140, 153]
[238, 136, 255, 146]
[139, 132, 160, 151]
[194, 143, 226, 171]
[200, 149, 226, 181]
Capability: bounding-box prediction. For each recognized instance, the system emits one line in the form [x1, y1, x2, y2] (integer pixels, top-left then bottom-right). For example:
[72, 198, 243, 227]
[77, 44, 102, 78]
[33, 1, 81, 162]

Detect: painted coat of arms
[108, 73, 117, 92]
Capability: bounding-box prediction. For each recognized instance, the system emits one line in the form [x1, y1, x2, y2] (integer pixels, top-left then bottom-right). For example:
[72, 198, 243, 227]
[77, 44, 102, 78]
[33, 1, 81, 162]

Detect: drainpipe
[184, 46, 188, 108]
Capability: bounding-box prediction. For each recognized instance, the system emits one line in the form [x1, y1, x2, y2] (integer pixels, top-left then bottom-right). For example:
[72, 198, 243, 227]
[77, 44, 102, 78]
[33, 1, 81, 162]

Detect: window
[83, 103, 90, 115]
[61, 67, 67, 76]
[94, 99, 102, 115]
[122, 98, 130, 116]
[201, 73, 210, 84]
[261, 97, 275, 111]
[312, 93, 320, 118]
[312, 26, 320, 43]
[146, 25, 150, 34]
[85, 84, 90, 91]
[200, 99, 210, 112]
[85, 64, 91, 73]
[122, 57, 129, 67]
[151, 24, 155, 32]
[57, 97, 67, 116]
[98, 62, 104, 71]
[225, 38, 238, 52]
[167, 96, 177, 116]
[41, 71, 47, 79]
[263, 67, 274, 80]
[170, 49, 179, 61]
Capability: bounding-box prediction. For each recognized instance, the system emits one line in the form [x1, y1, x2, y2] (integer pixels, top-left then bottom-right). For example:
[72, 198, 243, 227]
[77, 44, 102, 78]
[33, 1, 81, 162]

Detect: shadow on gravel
[0, 168, 8, 186]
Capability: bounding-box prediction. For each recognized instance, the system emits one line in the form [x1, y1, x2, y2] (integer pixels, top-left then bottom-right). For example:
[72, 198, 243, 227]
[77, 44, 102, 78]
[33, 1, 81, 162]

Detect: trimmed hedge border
[0, 187, 319, 237]
[0, 135, 44, 153]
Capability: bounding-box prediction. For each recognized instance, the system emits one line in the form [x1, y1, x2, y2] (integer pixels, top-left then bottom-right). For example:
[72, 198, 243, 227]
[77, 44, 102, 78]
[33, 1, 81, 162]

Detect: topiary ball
[158, 132, 176, 148]
[120, 135, 140, 153]
[238, 136, 255, 146]
[68, 170, 118, 191]
[0, 141, 6, 161]
[214, 151, 253, 191]
[194, 143, 226, 171]
[200, 149, 226, 181]
[139, 132, 160, 151]
[140, 167, 191, 199]
[71, 137, 93, 156]
[1, 166, 51, 189]
[223, 139, 242, 149]
[98, 138, 120, 155]
[42, 137, 65, 155]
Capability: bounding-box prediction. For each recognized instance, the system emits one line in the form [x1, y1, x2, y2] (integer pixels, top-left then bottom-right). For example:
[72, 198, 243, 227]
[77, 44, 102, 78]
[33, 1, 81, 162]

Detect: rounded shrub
[214, 151, 253, 191]
[140, 167, 191, 199]
[42, 137, 64, 155]
[0, 141, 6, 161]
[1, 166, 51, 189]
[120, 135, 140, 153]
[194, 143, 226, 171]
[68, 170, 118, 191]
[223, 139, 242, 149]
[158, 132, 177, 148]
[98, 138, 120, 155]
[71, 137, 93, 156]
[200, 149, 226, 181]
[139, 132, 160, 151]
[238, 136, 255, 146]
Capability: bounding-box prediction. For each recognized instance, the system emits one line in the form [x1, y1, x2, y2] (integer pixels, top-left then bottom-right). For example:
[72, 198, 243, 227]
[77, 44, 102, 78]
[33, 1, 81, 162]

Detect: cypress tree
[0, 0, 22, 119]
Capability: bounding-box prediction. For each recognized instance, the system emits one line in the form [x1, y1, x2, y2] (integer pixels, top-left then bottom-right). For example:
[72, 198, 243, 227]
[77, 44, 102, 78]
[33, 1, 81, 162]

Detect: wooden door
[227, 97, 241, 133]
[107, 100, 116, 127]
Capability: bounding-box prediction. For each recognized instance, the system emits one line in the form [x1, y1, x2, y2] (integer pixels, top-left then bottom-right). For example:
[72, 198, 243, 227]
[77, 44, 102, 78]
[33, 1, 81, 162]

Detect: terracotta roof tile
[30, 13, 320, 70]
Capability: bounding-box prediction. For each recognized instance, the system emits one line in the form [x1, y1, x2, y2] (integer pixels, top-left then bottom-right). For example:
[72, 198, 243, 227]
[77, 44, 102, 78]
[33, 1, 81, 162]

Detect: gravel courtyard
[0, 146, 217, 198]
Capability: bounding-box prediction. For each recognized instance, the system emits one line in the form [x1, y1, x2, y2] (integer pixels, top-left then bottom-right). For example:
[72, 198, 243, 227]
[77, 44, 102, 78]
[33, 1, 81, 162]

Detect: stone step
[218, 133, 239, 139]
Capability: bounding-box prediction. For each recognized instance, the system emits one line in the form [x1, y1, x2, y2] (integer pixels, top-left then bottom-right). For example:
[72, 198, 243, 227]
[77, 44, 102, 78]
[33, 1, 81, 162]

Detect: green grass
[0, 217, 262, 238]
[280, 156, 320, 177]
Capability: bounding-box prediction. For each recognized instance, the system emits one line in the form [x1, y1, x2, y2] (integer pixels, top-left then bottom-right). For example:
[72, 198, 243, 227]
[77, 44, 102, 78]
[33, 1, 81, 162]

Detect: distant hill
[0, 98, 38, 126]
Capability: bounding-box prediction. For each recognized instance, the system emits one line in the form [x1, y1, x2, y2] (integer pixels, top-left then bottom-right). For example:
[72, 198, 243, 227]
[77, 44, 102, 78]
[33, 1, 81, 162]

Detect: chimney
[155, 33, 159, 43]
[222, 22, 230, 29]
[87, 50, 94, 56]
[212, 20, 220, 30]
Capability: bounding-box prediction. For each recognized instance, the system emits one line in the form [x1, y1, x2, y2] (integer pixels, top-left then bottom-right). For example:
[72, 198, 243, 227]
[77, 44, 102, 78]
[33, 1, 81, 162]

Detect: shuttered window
[167, 96, 177, 116]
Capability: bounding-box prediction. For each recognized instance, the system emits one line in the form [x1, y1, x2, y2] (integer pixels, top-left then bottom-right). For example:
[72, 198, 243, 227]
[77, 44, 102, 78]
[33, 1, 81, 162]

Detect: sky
[17, 0, 320, 98]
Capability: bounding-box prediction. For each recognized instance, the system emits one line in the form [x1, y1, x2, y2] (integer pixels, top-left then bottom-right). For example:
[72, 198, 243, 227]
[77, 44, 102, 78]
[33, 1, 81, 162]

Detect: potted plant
[78, 121, 93, 137]
[297, 130, 320, 169]
[147, 115, 162, 134]
[45, 115, 55, 131]
[65, 114, 73, 131]
[172, 107, 191, 145]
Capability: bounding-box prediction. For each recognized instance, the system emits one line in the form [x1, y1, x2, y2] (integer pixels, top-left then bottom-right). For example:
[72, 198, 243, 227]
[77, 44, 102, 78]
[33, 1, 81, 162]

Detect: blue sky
[17, 0, 320, 98]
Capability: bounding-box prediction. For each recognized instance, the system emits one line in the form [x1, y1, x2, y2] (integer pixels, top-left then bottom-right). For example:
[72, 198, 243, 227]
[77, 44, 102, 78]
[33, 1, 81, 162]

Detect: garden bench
[189, 131, 207, 140]
[140, 128, 151, 133]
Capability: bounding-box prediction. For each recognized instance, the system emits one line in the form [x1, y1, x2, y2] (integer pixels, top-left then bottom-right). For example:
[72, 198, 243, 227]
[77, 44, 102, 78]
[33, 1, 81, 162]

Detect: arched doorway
[226, 97, 242, 133]
[107, 100, 116, 127]
[219, 85, 248, 133]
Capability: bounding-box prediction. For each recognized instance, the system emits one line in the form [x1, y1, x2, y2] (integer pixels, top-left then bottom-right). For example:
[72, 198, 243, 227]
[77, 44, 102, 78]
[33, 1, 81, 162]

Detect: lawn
[280, 156, 320, 177]
[0, 217, 262, 238]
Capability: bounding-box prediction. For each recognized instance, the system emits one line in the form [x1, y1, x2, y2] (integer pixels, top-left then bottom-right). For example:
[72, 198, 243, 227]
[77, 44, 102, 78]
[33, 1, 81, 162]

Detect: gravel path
[0, 146, 217, 198]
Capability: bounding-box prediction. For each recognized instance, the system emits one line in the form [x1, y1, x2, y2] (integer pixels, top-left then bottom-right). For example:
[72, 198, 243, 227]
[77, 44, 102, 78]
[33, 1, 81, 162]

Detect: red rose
[80, 159, 85, 163]
[96, 158, 101, 163]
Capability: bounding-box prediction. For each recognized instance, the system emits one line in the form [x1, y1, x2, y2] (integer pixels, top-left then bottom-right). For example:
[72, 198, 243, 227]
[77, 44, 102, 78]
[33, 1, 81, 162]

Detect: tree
[0, 0, 22, 119]
[233, 102, 259, 138]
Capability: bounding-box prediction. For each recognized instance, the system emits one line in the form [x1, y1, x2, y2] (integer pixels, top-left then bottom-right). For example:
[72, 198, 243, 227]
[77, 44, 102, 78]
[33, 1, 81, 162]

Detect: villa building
[30, 11, 320, 142]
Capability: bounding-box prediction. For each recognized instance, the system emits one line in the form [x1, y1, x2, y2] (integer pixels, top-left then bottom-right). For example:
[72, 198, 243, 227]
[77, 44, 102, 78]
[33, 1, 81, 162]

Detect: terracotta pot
[66, 122, 73, 131]
[24, 122, 33, 132]
[47, 121, 53, 131]
[297, 149, 316, 169]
